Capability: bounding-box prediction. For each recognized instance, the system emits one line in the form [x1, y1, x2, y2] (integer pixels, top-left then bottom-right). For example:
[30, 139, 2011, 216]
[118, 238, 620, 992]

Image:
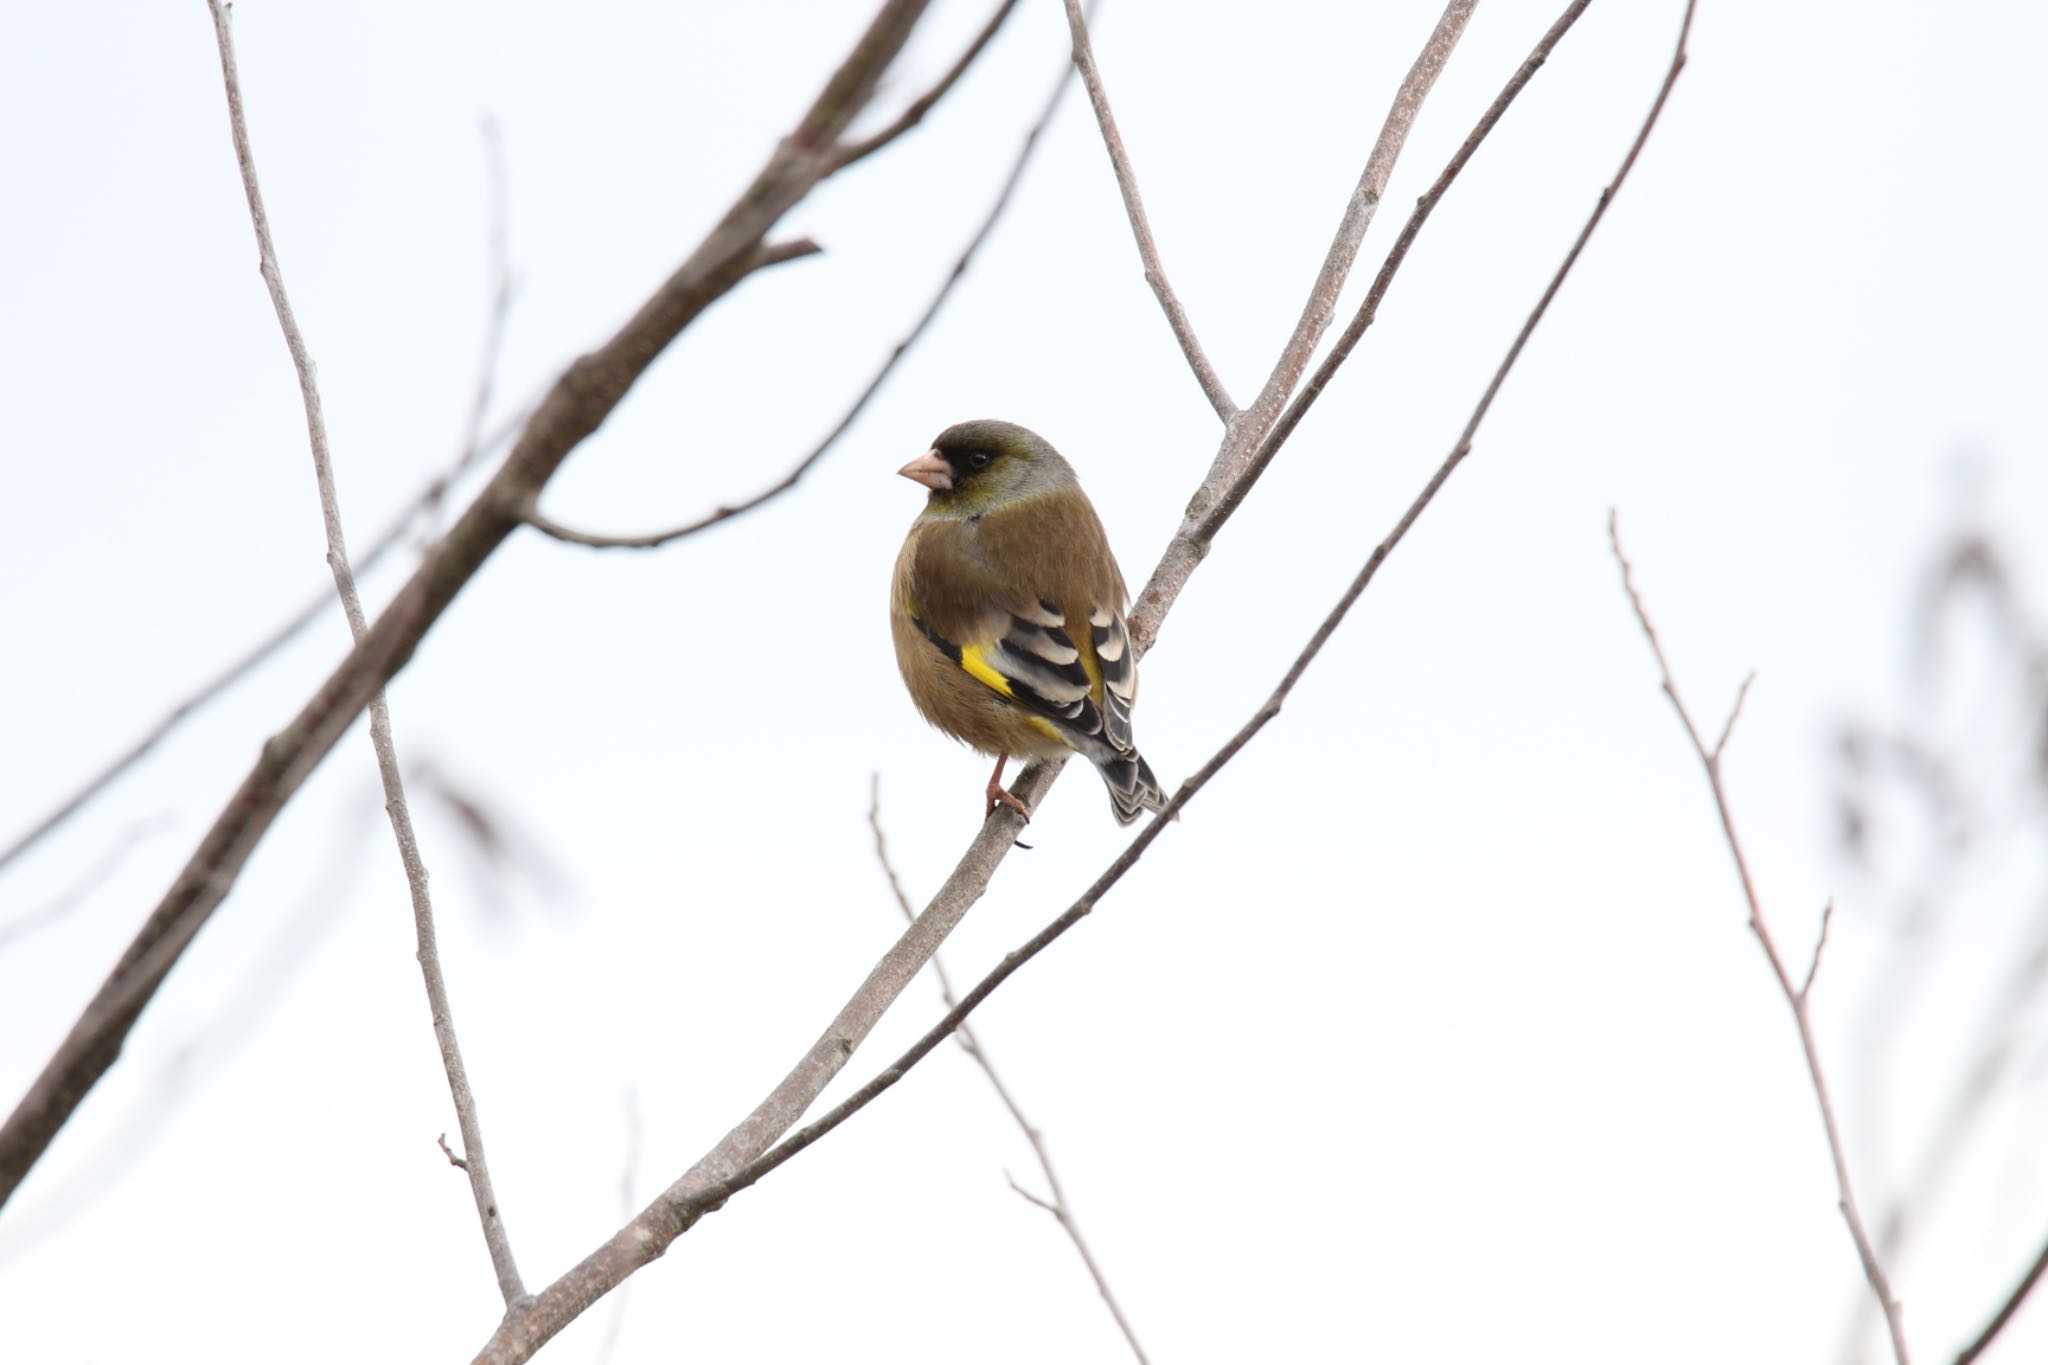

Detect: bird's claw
[984, 783, 1031, 822]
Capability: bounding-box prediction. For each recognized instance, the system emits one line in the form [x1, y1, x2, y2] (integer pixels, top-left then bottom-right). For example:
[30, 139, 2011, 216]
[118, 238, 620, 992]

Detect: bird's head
[898, 419, 1077, 515]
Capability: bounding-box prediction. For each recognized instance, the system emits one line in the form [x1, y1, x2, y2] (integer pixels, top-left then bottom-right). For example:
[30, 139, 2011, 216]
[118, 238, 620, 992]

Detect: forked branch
[868, 778, 1149, 1363]
[1059, 0, 1236, 421]
[1611, 513, 1911, 1365]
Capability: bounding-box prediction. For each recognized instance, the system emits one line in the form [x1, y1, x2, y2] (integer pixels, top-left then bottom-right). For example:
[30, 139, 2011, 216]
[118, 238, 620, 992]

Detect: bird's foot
[984, 782, 1031, 822]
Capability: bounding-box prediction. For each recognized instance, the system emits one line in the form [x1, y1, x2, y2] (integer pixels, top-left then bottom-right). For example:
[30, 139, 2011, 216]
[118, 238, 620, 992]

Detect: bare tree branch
[1955, 1228, 2048, 1365]
[829, 0, 1020, 171]
[518, 35, 1082, 553]
[0, 0, 940, 1214]
[1610, 513, 1911, 1365]
[1060, 0, 1236, 421]
[203, 0, 525, 1305]
[868, 778, 1149, 1364]
[474, 8, 1697, 1345]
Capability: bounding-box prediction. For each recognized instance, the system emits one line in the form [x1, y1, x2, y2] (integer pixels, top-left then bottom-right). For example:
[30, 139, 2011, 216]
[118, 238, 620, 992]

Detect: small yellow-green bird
[891, 419, 1167, 825]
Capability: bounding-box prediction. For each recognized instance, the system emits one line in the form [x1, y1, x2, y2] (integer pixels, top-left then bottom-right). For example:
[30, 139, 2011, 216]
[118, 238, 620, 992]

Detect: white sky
[4, 1, 2047, 1361]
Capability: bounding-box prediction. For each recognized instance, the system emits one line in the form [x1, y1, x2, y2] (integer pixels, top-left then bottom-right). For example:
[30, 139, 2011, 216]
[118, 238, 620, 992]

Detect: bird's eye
[966, 449, 992, 471]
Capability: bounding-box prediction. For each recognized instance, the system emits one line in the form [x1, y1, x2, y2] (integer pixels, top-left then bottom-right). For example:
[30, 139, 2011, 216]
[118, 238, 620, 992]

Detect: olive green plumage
[890, 419, 1167, 825]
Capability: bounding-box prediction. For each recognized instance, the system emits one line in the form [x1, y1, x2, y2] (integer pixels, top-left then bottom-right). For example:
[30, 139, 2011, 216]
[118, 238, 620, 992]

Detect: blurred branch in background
[0, 818, 168, 955]
[1612, 512, 1914, 1365]
[1827, 492, 2048, 1365]
[869, 777, 1150, 1365]
[0, 795, 380, 1262]
[1, 762, 556, 1262]
[411, 760, 573, 918]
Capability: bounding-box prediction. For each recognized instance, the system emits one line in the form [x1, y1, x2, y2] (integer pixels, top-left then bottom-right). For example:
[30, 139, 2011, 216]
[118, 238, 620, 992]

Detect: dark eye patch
[966, 449, 992, 471]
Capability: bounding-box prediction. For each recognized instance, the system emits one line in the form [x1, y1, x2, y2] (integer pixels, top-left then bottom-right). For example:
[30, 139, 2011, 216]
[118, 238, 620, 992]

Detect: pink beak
[898, 449, 953, 492]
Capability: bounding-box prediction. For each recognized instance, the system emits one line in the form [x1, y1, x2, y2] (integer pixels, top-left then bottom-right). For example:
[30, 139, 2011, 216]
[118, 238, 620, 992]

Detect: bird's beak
[897, 449, 953, 492]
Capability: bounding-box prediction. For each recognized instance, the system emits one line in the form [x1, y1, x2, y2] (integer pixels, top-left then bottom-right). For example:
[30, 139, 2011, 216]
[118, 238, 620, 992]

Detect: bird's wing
[905, 508, 1128, 750]
[1086, 604, 1137, 751]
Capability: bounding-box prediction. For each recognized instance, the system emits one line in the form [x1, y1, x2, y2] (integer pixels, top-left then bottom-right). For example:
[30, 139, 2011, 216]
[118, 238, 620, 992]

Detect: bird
[890, 419, 1168, 826]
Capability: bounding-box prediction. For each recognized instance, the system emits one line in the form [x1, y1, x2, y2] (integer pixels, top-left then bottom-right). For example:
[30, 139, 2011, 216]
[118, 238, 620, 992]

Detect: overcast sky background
[4, 1, 2047, 1361]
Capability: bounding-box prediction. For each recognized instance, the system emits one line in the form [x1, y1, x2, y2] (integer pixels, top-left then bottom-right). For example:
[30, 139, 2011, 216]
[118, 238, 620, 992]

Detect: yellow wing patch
[959, 644, 1015, 698]
[1026, 715, 1071, 747]
[958, 644, 1076, 750]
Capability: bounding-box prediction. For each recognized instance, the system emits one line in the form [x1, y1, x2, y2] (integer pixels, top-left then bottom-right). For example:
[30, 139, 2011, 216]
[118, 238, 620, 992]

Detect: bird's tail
[1098, 748, 1168, 826]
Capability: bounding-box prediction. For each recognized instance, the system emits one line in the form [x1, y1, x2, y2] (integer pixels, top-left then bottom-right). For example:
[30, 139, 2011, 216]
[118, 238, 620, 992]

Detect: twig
[868, 777, 1150, 1364]
[1954, 1228, 2048, 1365]
[0, 0, 942, 1210]
[1801, 899, 1835, 1001]
[204, 0, 525, 1305]
[829, 0, 1019, 171]
[1060, 0, 1236, 421]
[1610, 514, 1911, 1365]
[437, 1133, 469, 1171]
[473, 10, 1695, 1345]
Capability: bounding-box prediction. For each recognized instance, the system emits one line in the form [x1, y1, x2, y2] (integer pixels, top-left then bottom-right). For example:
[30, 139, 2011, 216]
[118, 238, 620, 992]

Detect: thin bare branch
[438, 1133, 469, 1172]
[1713, 673, 1756, 761]
[517, 32, 1082, 553]
[829, 0, 1019, 171]
[869, 777, 1150, 1364]
[203, 0, 525, 1305]
[1611, 512, 1911, 1365]
[1060, 0, 1236, 421]
[1005, 1172, 1060, 1216]
[1954, 1228, 2048, 1365]
[0, 0, 936, 1210]
[1801, 899, 1836, 1002]
[479, 13, 1698, 1344]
